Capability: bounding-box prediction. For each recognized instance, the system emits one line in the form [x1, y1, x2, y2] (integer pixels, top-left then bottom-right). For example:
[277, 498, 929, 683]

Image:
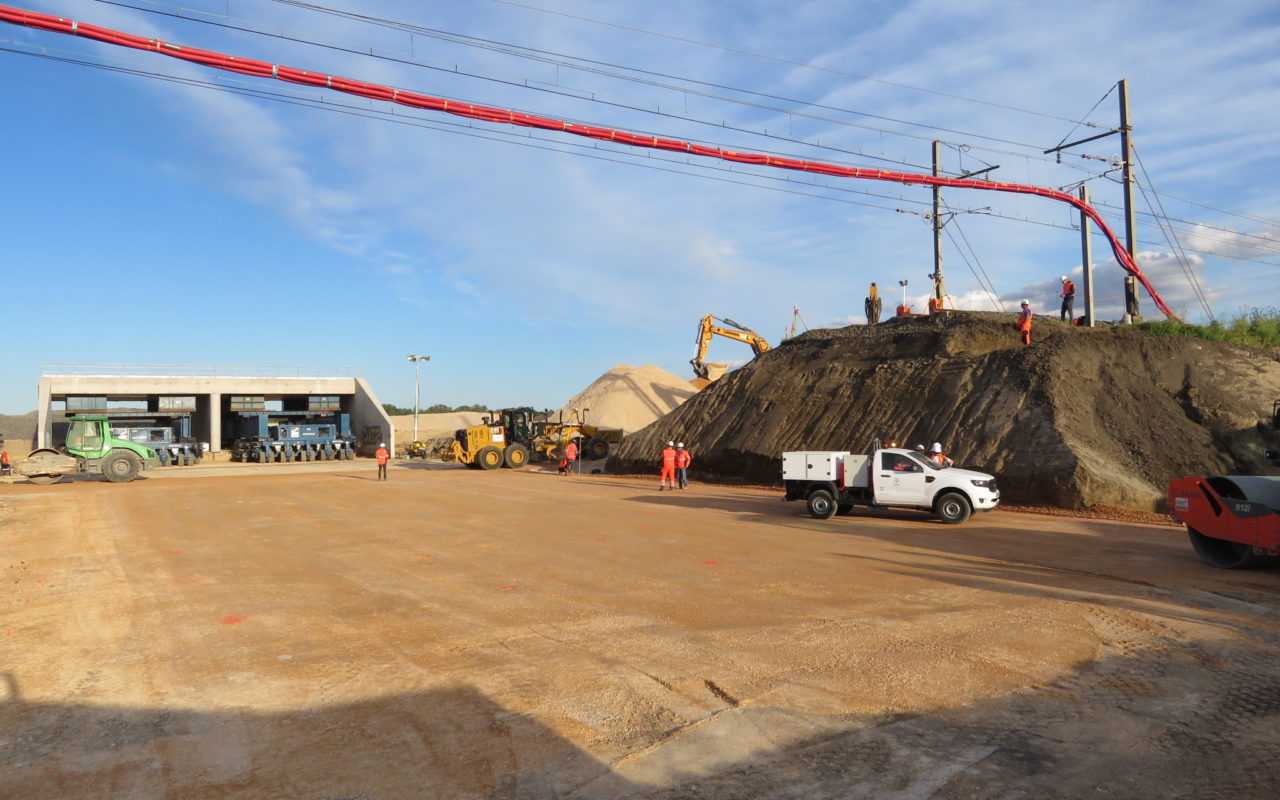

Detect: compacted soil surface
[1, 462, 1278, 798]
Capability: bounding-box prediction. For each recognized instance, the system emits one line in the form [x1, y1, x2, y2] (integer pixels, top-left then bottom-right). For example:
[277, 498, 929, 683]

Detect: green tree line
[382, 403, 491, 416]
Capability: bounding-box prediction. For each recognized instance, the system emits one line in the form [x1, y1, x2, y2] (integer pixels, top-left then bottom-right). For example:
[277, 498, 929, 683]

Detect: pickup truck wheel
[935, 492, 972, 524]
[102, 451, 141, 483]
[806, 489, 837, 520]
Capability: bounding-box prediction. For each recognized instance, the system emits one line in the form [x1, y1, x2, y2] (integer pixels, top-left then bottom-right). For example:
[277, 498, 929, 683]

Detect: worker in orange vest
[928, 442, 954, 468]
[559, 438, 578, 475]
[375, 442, 390, 481]
[1059, 275, 1076, 321]
[675, 443, 692, 489]
[659, 441, 677, 491]
[1016, 299, 1033, 345]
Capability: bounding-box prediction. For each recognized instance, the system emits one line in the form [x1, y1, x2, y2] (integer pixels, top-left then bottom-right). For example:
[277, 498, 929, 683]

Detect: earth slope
[609, 312, 1280, 510]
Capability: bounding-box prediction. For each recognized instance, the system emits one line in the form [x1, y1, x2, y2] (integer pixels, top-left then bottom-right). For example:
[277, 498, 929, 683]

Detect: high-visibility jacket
[1017, 307, 1033, 331]
[565, 441, 578, 461]
[660, 447, 677, 466]
[375, 447, 390, 465]
[1062, 280, 1076, 298]
[675, 449, 691, 468]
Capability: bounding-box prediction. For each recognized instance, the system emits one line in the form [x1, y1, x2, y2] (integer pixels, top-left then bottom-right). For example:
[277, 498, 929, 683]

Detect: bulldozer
[437, 407, 535, 470]
[691, 314, 771, 387]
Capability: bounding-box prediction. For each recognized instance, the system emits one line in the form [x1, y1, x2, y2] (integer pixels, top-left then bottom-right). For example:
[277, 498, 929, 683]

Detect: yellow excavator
[690, 314, 771, 385]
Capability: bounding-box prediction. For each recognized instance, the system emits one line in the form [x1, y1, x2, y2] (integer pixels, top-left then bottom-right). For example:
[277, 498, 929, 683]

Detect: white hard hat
[914, 444, 925, 451]
[931, 442, 943, 453]
[1061, 275, 1068, 281]
[1020, 299, 1029, 306]
[380, 442, 387, 447]
[677, 442, 684, 448]
[667, 441, 674, 447]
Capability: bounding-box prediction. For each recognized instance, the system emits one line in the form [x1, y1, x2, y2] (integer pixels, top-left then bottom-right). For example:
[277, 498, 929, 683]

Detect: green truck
[13, 415, 159, 484]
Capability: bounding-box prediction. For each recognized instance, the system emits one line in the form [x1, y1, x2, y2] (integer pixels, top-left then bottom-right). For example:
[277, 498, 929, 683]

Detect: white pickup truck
[782, 448, 1000, 524]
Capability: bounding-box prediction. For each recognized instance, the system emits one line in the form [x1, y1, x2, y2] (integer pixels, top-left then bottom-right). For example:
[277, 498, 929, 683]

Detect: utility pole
[1044, 79, 1139, 324]
[929, 141, 999, 314]
[1118, 78, 1141, 322]
[931, 140, 944, 312]
[1079, 186, 1095, 327]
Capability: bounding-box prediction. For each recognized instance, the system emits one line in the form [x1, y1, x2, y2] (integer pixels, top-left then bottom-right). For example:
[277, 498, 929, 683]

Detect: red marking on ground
[703, 560, 719, 565]
[515, 522, 527, 527]
[221, 615, 248, 625]
[168, 549, 184, 555]
[586, 537, 605, 542]
[5, 631, 11, 637]
[176, 576, 206, 584]
[500, 585, 518, 591]
[415, 555, 433, 560]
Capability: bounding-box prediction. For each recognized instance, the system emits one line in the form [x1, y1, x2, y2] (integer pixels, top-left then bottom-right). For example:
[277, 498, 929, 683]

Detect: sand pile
[608, 312, 1280, 510]
[389, 411, 486, 453]
[556, 364, 695, 434]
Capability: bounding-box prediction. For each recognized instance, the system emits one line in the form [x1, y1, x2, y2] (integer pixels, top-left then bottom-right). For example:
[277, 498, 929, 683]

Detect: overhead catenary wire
[129, 0, 1280, 257]
[0, 4, 1200, 318]
[108, 0, 1273, 248]
[32, 32, 1271, 274]
[100, 0, 1107, 180]
[1133, 146, 1215, 320]
[480, 0, 1105, 128]
[0, 41, 935, 213]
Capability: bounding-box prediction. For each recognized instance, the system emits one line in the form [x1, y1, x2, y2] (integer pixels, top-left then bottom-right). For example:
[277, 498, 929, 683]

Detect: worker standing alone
[675, 443, 692, 489]
[375, 442, 390, 481]
[659, 441, 677, 490]
[1059, 275, 1076, 321]
[1016, 299, 1033, 345]
[864, 283, 882, 325]
[560, 438, 578, 475]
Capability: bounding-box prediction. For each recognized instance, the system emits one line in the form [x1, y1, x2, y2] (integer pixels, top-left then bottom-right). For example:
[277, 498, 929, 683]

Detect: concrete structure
[37, 365, 394, 455]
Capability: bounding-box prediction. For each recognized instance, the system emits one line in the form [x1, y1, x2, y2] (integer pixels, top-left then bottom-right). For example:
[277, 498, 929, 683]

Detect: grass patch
[1138, 307, 1280, 349]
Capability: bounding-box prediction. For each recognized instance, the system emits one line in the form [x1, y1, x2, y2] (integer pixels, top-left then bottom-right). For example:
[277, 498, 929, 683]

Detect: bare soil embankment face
[610, 312, 1280, 510]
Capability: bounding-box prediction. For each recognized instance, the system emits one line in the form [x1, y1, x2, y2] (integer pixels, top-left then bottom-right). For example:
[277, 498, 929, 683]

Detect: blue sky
[1, 0, 1278, 414]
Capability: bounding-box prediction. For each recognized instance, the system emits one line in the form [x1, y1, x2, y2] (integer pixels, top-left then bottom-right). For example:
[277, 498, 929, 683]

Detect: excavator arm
[691, 315, 772, 379]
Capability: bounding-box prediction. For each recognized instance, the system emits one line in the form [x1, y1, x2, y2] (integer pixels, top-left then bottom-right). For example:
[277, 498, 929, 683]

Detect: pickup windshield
[907, 452, 943, 470]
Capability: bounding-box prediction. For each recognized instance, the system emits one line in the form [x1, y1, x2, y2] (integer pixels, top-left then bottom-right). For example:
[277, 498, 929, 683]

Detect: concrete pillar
[208, 392, 222, 452]
[36, 376, 52, 450]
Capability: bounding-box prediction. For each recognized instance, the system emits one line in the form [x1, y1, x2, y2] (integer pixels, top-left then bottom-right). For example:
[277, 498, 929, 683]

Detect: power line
[104, 0, 1129, 177]
[1133, 146, 1215, 320]
[95, 0, 1280, 252]
[481, 0, 1104, 128]
[258, 0, 1063, 154]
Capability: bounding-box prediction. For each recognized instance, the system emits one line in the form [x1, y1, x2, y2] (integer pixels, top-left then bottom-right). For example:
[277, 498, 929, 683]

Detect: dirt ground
[2, 461, 1278, 799]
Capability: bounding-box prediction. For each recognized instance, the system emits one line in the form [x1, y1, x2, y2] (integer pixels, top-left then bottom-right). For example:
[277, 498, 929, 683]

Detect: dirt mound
[609, 312, 1280, 510]
[556, 364, 695, 434]
[0, 412, 37, 454]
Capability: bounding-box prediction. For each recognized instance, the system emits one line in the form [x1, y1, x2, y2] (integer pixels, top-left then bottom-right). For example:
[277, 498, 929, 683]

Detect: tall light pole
[406, 355, 430, 443]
